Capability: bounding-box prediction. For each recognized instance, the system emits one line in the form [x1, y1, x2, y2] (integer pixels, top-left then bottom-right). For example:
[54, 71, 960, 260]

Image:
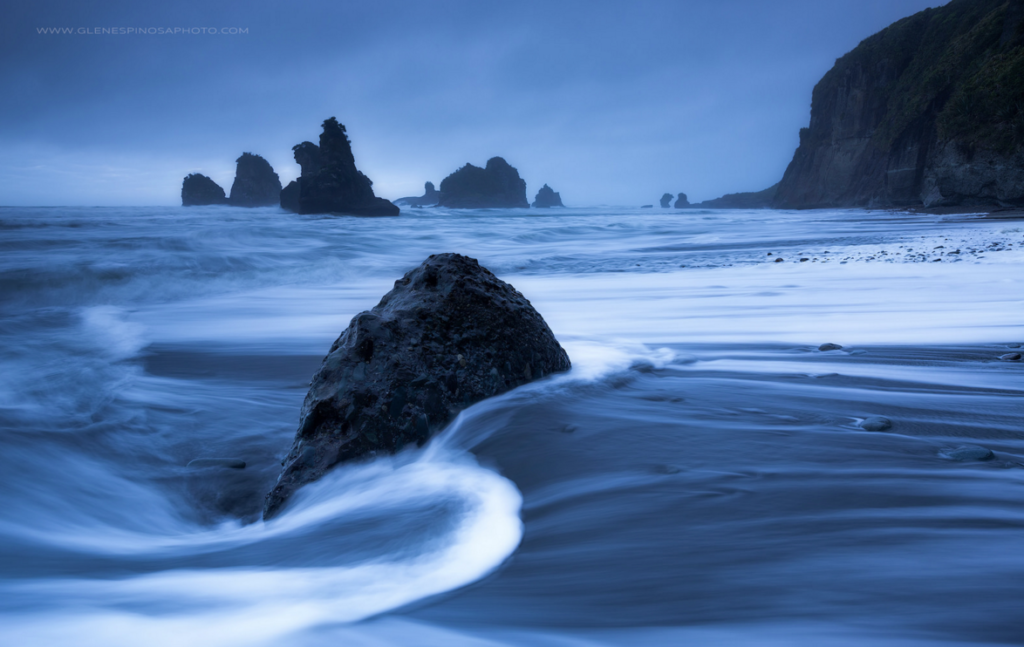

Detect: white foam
[0, 451, 522, 647]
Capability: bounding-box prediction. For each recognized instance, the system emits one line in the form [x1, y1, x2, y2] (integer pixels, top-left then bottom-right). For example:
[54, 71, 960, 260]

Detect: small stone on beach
[860, 416, 892, 432]
[940, 445, 994, 462]
[187, 458, 246, 469]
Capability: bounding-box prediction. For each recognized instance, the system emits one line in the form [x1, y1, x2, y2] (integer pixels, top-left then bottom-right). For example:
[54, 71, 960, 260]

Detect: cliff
[438, 157, 529, 208]
[774, 0, 1024, 209]
[280, 118, 399, 216]
[696, 184, 777, 209]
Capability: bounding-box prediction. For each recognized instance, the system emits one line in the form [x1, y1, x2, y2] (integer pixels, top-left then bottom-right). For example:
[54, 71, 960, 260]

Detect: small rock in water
[1000, 352, 1022, 361]
[774, 257, 784, 263]
[941, 445, 994, 462]
[188, 458, 246, 469]
[860, 416, 892, 432]
[652, 464, 681, 475]
[818, 343, 843, 351]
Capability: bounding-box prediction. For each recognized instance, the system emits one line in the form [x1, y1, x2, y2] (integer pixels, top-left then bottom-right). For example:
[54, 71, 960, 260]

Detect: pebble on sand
[860, 416, 892, 432]
[940, 445, 994, 462]
[187, 458, 247, 469]
[774, 258, 784, 263]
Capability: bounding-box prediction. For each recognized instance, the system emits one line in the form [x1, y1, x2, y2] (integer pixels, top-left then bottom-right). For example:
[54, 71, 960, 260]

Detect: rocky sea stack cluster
[438, 157, 529, 208]
[181, 173, 227, 206]
[774, 0, 1024, 209]
[181, 153, 282, 207]
[263, 253, 571, 518]
[532, 184, 563, 208]
[281, 118, 399, 216]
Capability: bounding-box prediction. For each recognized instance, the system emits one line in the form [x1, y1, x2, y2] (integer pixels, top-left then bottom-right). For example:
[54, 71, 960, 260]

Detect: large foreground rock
[263, 253, 571, 518]
[228, 153, 282, 207]
[281, 118, 399, 216]
[438, 157, 529, 208]
[181, 173, 227, 206]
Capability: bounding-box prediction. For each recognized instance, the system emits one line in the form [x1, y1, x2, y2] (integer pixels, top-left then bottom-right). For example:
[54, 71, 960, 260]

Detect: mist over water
[1, 205, 1023, 646]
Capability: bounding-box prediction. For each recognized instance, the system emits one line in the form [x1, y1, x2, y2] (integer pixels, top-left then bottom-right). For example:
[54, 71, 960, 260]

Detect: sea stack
[263, 253, 571, 519]
[773, 0, 1024, 209]
[280, 118, 399, 216]
[181, 173, 227, 206]
[659, 193, 673, 208]
[395, 181, 440, 207]
[532, 184, 564, 208]
[437, 157, 529, 208]
[228, 153, 282, 207]
[674, 193, 690, 208]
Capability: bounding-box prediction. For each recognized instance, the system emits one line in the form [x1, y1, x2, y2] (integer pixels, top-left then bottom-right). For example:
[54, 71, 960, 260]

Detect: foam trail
[0, 451, 522, 647]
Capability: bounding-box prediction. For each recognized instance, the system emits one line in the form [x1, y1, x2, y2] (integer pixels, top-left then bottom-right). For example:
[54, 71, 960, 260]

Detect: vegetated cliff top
[812, 0, 1024, 155]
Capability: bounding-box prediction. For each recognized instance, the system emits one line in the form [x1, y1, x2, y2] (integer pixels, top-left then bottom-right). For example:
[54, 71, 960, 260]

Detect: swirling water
[1, 205, 1023, 646]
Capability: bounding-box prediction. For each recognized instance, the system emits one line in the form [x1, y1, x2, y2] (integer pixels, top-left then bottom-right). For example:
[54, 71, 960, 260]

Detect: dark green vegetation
[859, 0, 1024, 153]
[775, 0, 1024, 209]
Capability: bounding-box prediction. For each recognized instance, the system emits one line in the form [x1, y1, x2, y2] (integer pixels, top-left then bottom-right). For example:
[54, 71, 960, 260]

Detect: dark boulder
[281, 118, 399, 216]
[532, 184, 564, 208]
[228, 153, 282, 207]
[438, 157, 529, 208]
[263, 253, 571, 518]
[395, 181, 440, 207]
[660, 193, 673, 208]
[181, 173, 227, 206]
[674, 193, 690, 208]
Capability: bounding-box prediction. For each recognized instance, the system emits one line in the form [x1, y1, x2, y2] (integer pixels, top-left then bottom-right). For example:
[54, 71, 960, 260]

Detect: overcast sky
[1, 0, 943, 206]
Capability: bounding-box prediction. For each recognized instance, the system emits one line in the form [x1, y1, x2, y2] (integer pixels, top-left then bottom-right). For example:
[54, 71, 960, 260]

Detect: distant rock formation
[532, 184, 564, 208]
[395, 182, 440, 207]
[673, 193, 690, 208]
[263, 253, 571, 519]
[438, 157, 529, 208]
[280, 118, 399, 216]
[774, 0, 1024, 209]
[228, 153, 282, 207]
[692, 184, 778, 209]
[659, 193, 673, 208]
[181, 173, 227, 206]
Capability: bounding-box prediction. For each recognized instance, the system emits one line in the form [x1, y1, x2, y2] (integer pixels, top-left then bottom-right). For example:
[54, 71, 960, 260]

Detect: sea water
[1, 205, 1022, 646]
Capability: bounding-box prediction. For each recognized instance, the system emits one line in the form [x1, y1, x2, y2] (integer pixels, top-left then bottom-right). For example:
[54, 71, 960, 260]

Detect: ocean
[1, 204, 1023, 646]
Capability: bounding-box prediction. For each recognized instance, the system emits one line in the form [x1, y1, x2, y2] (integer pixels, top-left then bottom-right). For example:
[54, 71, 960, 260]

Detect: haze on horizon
[2, 0, 944, 207]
